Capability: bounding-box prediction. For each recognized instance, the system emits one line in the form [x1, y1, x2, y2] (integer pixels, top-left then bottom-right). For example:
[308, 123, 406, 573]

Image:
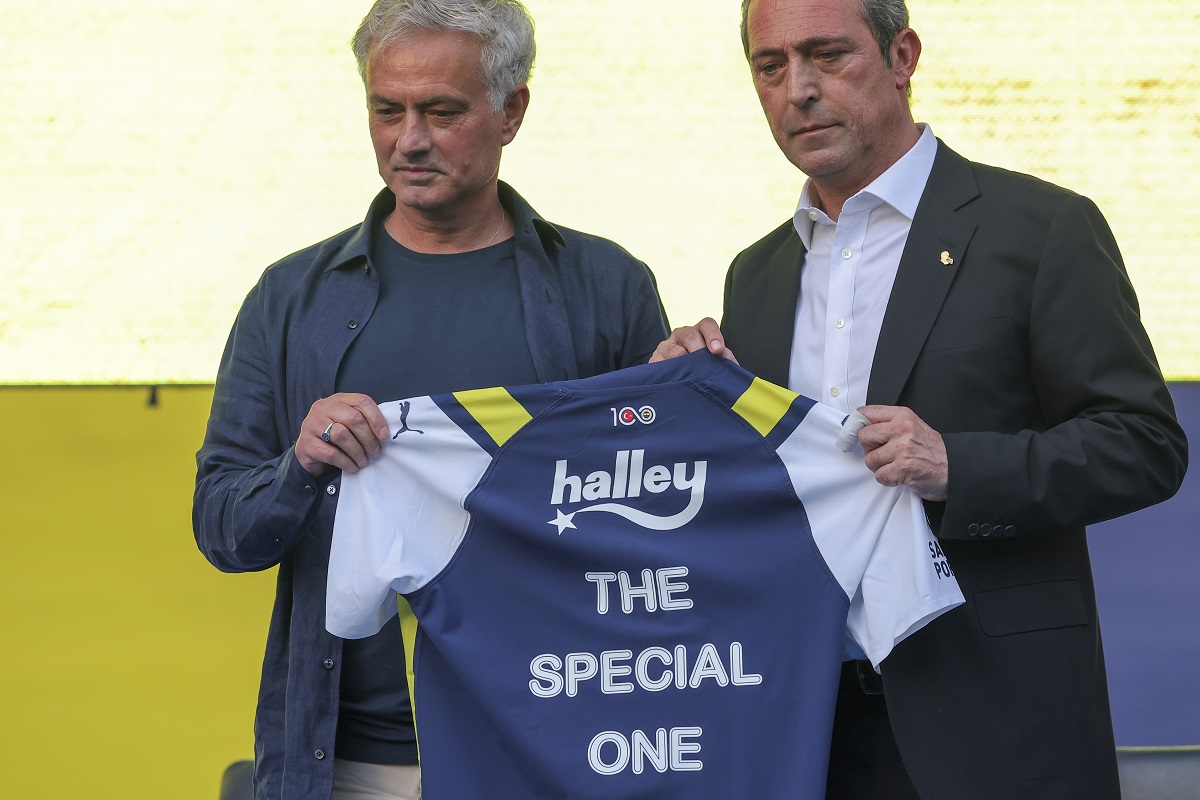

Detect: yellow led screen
[1, 0, 1198, 383]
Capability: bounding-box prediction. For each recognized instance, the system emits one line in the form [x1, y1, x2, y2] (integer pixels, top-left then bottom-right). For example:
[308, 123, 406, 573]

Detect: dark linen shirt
[334, 233, 537, 764]
[192, 182, 669, 799]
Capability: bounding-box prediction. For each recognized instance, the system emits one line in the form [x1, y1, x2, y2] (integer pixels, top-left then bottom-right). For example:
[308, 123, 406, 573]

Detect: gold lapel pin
[940, 250, 955, 266]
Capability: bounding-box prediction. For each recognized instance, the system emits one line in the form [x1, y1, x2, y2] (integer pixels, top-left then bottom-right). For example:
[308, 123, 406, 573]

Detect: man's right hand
[295, 393, 391, 478]
[649, 317, 738, 364]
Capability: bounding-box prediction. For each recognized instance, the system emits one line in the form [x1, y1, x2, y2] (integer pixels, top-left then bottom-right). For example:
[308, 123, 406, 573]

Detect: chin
[792, 151, 853, 180]
[392, 187, 450, 213]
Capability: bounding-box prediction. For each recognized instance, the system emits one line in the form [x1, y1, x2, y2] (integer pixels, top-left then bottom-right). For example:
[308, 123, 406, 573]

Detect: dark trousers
[825, 661, 921, 800]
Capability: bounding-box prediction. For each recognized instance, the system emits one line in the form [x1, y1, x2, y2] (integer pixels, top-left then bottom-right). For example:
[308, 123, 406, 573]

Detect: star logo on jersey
[547, 449, 707, 533]
[548, 509, 578, 534]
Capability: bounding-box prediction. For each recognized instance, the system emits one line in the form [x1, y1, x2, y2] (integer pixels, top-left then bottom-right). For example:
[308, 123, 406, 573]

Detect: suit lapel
[754, 231, 806, 387]
[867, 144, 980, 406]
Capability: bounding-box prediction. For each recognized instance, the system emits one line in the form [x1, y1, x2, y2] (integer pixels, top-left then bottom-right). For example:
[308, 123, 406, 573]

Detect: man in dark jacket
[652, 0, 1187, 797]
[193, 1, 668, 798]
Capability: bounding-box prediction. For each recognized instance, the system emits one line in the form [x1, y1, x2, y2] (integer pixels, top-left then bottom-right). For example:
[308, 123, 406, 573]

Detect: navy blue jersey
[328, 350, 962, 798]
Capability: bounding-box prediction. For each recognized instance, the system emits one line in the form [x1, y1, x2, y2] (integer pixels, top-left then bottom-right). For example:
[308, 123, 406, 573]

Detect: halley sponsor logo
[547, 450, 707, 533]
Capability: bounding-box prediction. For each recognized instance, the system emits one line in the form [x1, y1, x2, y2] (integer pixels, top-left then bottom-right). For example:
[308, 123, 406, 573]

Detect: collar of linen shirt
[787, 124, 938, 412]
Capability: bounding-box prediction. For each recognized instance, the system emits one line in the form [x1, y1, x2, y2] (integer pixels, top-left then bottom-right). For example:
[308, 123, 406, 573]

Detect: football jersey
[327, 350, 963, 799]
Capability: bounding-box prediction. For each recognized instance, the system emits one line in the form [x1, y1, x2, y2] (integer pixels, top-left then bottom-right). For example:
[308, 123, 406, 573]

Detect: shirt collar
[793, 123, 937, 248]
[323, 180, 566, 274]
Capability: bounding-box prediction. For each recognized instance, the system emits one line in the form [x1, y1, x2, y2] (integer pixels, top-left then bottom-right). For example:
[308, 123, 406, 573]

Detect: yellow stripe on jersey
[453, 387, 533, 447]
[397, 595, 421, 757]
[732, 377, 799, 438]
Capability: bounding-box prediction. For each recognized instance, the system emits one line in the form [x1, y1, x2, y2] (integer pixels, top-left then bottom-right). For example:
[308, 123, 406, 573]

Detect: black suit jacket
[723, 142, 1188, 800]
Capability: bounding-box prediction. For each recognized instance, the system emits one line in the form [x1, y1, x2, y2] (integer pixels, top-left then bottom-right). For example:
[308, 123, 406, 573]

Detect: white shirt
[788, 124, 937, 411]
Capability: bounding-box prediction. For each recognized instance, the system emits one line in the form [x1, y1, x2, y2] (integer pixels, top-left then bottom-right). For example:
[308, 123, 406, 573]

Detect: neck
[811, 122, 922, 222]
[384, 196, 511, 254]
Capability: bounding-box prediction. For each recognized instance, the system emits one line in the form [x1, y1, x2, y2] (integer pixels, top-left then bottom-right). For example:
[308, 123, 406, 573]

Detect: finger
[321, 420, 374, 469]
[649, 340, 688, 363]
[671, 325, 710, 354]
[863, 444, 893, 475]
[296, 426, 363, 477]
[856, 420, 894, 453]
[649, 327, 702, 363]
[328, 396, 388, 463]
[301, 394, 386, 468]
[321, 422, 372, 472]
[872, 463, 902, 490]
[857, 405, 904, 424]
[349, 396, 392, 443]
[694, 317, 729, 355]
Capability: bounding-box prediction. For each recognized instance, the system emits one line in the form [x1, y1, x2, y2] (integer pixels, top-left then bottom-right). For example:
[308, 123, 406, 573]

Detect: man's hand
[296, 393, 391, 478]
[649, 317, 738, 364]
[857, 405, 949, 502]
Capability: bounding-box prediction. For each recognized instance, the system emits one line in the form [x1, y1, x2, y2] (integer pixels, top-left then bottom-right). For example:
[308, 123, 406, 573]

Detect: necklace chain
[481, 217, 505, 248]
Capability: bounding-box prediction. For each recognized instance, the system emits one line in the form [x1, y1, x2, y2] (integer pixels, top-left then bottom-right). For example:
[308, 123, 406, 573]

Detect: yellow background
[0, 386, 269, 797]
[1, 1, 1198, 797]
[1, 0, 1197, 383]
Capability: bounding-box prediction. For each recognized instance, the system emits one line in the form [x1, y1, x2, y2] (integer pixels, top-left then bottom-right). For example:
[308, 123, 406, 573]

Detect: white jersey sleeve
[326, 396, 492, 640]
[778, 401, 964, 669]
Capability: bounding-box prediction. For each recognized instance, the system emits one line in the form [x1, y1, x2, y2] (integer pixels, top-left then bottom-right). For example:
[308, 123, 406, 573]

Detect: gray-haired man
[193, 2, 668, 797]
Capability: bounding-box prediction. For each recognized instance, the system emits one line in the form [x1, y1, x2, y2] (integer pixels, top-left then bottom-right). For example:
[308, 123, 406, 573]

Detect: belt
[842, 659, 884, 695]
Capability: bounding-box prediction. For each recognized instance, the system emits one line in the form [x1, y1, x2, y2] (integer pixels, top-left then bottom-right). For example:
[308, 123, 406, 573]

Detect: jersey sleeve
[326, 395, 493, 639]
[776, 402, 965, 669]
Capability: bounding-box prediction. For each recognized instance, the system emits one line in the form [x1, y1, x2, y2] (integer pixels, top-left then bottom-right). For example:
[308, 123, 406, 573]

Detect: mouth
[794, 123, 836, 137]
[395, 164, 442, 179]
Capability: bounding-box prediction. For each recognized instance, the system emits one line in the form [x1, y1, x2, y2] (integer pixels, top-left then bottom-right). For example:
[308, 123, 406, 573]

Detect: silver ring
[321, 422, 335, 442]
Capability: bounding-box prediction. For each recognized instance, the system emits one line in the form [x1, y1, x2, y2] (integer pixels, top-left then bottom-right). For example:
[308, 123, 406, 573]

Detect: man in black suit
[652, 0, 1188, 797]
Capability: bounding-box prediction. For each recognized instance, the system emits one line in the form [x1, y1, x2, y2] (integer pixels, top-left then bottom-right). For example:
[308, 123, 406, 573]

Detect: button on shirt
[789, 125, 938, 411]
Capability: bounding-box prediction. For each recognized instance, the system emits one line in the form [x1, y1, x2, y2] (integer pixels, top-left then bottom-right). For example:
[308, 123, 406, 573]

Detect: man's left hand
[857, 405, 948, 502]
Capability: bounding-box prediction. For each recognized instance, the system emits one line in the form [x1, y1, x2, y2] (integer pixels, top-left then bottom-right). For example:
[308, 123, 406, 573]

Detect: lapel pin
[940, 250, 955, 266]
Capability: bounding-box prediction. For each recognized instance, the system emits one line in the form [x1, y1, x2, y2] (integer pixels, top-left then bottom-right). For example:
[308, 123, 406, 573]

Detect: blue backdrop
[1090, 382, 1199, 746]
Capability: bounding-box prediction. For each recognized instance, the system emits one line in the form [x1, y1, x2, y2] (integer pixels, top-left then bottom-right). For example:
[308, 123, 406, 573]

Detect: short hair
[352, 0, 536, 113]
[740, 0, 909, 67]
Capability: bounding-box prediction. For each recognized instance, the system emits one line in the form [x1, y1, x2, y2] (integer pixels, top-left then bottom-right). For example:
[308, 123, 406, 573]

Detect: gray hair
[352, 0, 536, 113]
[740, 0, 909, 67]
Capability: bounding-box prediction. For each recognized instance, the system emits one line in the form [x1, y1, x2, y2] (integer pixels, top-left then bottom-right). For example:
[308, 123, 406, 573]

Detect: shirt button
[326, 485, 337, 496]
[829, 386, 842, 398]
[323, 659, 334, 670]
[808, 211, 819, 221]
[303, 485, 314, 495]
[314, 749, 325, 760]
[841, 249, 852, 260]
[834, 318, 846, 329]
[347, 319, 359, 329]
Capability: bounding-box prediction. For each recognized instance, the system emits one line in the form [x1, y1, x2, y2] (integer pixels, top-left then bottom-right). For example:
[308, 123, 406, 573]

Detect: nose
[786, 59, 820, 108]
[397, 113, 432, 156]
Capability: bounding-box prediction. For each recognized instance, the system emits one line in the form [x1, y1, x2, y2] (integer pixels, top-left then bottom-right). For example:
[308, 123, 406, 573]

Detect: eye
[427, 108, 463, 121]
[754, 60, 784, 78]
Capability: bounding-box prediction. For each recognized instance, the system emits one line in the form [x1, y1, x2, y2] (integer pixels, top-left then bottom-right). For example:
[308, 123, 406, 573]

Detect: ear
[890, 28, 921, 91]
[500, 84, 530, 146]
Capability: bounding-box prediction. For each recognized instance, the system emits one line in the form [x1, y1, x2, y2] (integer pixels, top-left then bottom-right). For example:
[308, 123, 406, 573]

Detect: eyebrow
[368, 93, 468, 109]
[750, 35, 858, 61]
